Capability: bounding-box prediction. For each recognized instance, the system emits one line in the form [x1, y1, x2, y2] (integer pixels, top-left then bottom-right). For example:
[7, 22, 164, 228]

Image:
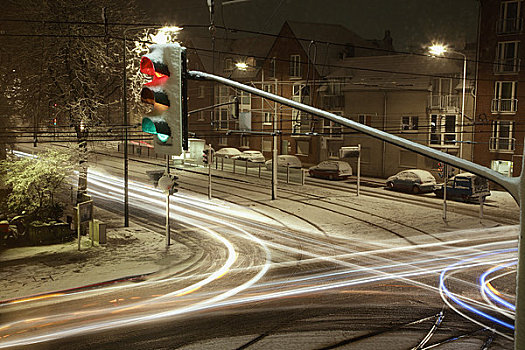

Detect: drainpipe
[382, 91, 388, 177]
[472, 1, 482, 164]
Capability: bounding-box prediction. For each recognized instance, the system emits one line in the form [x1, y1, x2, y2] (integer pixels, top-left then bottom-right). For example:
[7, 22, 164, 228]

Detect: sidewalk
[0, 206, 192, 301]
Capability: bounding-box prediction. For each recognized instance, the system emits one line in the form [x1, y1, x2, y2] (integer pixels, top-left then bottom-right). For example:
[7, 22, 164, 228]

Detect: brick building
[475, 0, 524, 177]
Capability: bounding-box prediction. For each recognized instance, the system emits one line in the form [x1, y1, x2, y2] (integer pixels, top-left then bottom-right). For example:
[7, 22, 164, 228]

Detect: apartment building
[325, 54, 475, 178]
[184, 21, 394, 166]
[475, 0, 524, 177]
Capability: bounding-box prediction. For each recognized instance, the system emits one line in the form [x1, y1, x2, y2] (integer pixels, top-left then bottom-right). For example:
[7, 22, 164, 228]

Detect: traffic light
[158, 173, 179, 195]
[203, 147, 214, 165]
[140, 43, 188, 155]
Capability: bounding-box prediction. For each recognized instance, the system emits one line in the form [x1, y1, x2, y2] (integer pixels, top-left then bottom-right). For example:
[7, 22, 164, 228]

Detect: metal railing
[491, 98, 518, 113]
[428, 94, 460, 111]
[214, 157, 306, 185]
[494, 58, 521, 74]
[489, 136, 516, 151]
[496, 17, 523, 34]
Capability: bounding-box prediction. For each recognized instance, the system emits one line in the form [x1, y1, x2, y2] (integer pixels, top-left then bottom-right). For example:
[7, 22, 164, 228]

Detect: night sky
[138, 0, 480, 52]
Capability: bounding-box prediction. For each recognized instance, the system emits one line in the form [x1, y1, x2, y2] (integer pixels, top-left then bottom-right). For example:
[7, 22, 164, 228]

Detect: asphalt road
[0, 151, 517, 349]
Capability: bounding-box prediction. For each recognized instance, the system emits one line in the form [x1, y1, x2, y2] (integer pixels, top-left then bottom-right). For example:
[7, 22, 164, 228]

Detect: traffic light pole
[208, 144, 213, 200]
[188, 70, 525, 349]
[166, 154, 171, 247]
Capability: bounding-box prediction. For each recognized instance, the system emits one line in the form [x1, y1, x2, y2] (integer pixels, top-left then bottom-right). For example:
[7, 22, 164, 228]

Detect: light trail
[2, 157, 518, 347]
[0, 167, 271, 348]
[439, 249, 516, 340]
[480, 261, 516, 313]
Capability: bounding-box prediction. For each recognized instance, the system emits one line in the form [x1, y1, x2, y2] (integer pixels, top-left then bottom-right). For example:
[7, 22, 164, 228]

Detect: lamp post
[235, 61, 278, 199]
[429, 44, 467, 159]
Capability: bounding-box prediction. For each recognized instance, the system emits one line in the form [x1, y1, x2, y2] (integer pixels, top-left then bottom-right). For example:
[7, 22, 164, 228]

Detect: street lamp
[235, 62, 249, 71]
[429, 44, 467, 159]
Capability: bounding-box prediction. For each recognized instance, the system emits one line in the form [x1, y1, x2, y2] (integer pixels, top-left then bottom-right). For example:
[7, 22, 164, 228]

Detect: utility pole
[208, 144, 213, 200]
[165, 155, 171, 247]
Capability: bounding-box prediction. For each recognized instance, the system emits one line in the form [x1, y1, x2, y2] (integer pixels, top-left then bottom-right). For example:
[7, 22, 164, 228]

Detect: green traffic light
[142, 117, 171, 143]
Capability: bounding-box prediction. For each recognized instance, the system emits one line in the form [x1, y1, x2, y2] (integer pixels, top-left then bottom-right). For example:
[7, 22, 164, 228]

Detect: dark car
[385, 169, 437, 194]
[309, 160, 352, 180]
[434, 173, 490, 203]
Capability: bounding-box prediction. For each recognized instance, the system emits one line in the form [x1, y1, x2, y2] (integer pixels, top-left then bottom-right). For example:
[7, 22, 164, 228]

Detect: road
[0, 150, 518, 349]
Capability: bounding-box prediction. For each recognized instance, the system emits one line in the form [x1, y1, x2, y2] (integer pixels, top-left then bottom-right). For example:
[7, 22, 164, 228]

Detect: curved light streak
[439, 248, 516, 334]
[480, 261, 516, 311]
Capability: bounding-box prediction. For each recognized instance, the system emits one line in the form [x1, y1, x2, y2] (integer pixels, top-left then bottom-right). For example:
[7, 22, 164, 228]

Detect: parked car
[434, 172, 490, 203]
[215, 147, 242, 159]
[234, 150, 266, 163]
[308, 160, 352, 180]
[265, 155, 302, 171]
[385, 169, 437, 194]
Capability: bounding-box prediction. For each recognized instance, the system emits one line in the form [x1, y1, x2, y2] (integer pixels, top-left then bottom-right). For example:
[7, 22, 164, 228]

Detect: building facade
[475, 0, 524, 177]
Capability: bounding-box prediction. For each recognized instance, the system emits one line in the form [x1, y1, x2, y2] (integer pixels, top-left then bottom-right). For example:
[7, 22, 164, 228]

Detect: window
[401, 116, 419, 131]
[498, 1, 522, 33]
[323, 111, 343, 138]
[262, 140, 272, 152]
[268, 57, 276, 78]
[224, 58, 234, 72]
[241, 135, 249, 148]
[358, 114, 372, 126]
[429, 78, 459, 110]
[495, 41, 520, 73]
[197, 111, 205, 121]
[492, 81, 518, 113]
[491, 160, 513, 176]
[263, 112, 273, 125]
[198, 86, 206, 98]
[430, 114, 457, 146]
[292, 84, 309, 133]
[290, 54, 301, 78]
[216, 86, 232, 129]
[239, 90, 251, 111]
[490, 120, 515, 151]
[296, 140, 309, 155]
[219, 136, 228, 146]
[262, 83, 275, 94]
[246, 57, 256, 68]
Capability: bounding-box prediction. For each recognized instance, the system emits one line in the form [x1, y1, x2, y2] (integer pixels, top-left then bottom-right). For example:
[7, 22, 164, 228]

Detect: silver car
[235, 150, 266, 163]
[386, 169, 437, 194]
[265, 155, 302, 171]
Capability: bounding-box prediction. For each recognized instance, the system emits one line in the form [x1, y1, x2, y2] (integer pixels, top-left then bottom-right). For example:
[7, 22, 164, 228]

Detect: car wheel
[386, 181, 394, 189]
[412, 185, 421, 194]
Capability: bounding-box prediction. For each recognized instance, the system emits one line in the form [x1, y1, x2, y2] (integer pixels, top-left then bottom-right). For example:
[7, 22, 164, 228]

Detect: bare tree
[2, 0, 143, 202]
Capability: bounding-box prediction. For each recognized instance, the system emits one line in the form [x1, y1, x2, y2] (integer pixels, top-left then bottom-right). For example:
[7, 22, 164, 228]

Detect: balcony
[494, 58, 521, 74]
[496, 17, 523, 34]
[428, 94, 460, 111]
[491, 98, 518, 113]
[489, 137, 516, 152]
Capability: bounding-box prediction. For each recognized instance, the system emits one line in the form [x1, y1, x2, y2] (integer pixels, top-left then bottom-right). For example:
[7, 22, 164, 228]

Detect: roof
[178, 27, 274, 77]
[286, 21, 395, 75]
[328, 54, 472, 91]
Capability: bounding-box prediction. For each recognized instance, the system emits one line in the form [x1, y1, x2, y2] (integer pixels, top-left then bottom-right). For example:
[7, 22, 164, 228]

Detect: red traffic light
[140, 56, 169, 86]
